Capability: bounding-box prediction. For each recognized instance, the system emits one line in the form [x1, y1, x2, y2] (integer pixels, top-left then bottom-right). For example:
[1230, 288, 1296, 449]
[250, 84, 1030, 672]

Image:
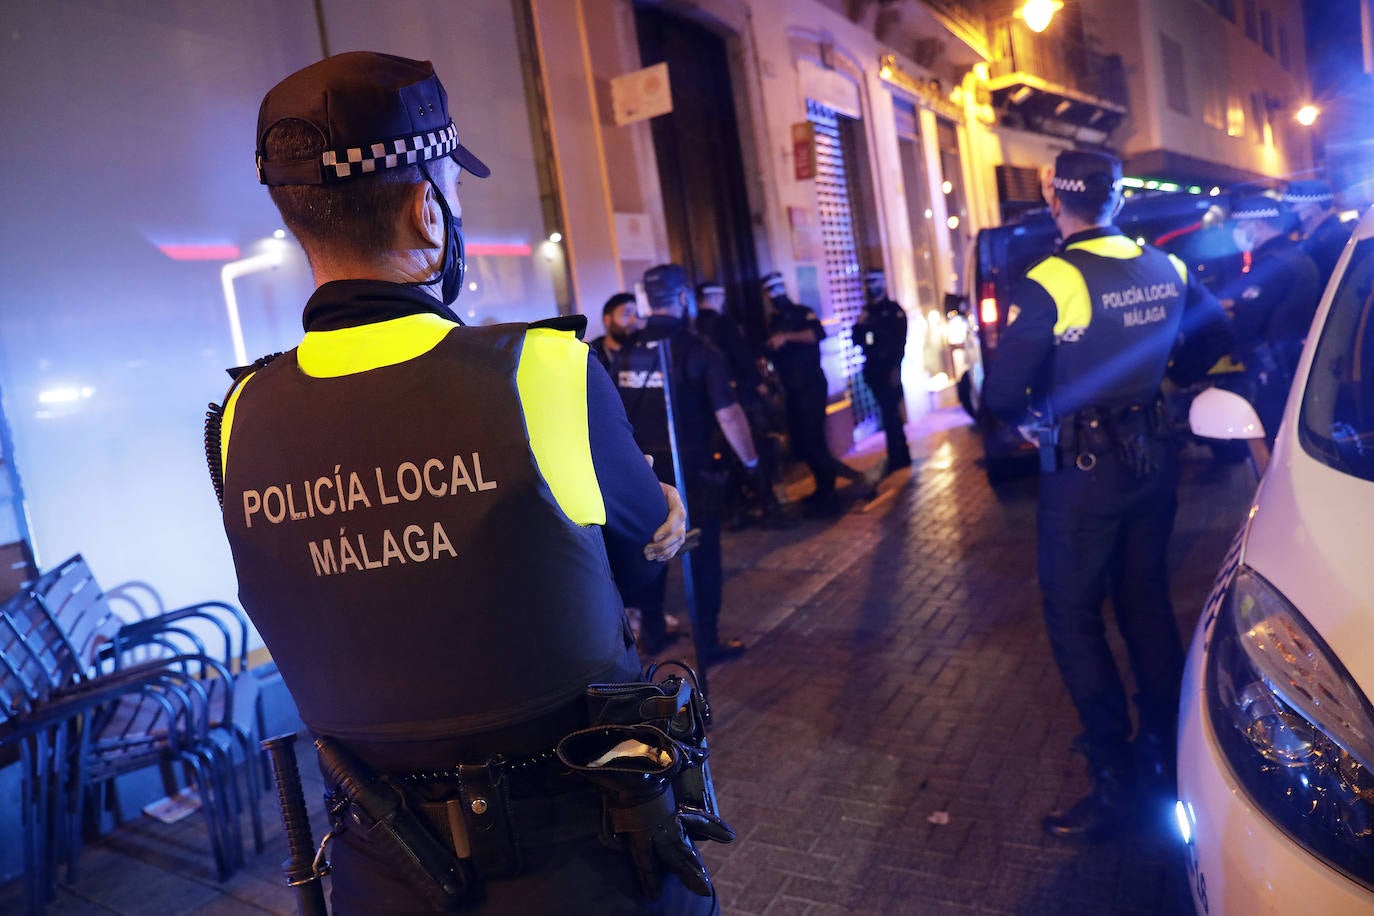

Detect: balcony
[868, 0, 991, 69]
[986, 18, 1127, 144]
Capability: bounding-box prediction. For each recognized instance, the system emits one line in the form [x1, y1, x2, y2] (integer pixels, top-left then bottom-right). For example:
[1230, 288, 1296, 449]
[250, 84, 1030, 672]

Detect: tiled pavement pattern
[0, 407, 1257, 915]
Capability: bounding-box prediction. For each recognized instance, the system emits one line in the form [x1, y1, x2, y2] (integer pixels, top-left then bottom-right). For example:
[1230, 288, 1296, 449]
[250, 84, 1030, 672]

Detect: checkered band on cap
[321, 122, 459, 181]
[1231, 202, 1282, 220]
[699, 284, 725, 296]
[1283, 185, 1334, 205]
[1284, 192, 1331, 204]
[1052, 175, 1121, 194]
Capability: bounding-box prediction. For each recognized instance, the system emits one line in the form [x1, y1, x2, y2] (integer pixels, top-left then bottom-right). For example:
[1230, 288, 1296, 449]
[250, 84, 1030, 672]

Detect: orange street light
[1016, 0, 1064, 33]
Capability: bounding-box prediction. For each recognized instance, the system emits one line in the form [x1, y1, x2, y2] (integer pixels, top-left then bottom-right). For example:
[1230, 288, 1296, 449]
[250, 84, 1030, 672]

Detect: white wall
[1090, 0, 1312, 180]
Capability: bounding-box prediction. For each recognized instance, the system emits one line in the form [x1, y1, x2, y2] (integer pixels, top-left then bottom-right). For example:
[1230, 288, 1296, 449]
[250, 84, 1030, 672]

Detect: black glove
[556, 724, 713, 898]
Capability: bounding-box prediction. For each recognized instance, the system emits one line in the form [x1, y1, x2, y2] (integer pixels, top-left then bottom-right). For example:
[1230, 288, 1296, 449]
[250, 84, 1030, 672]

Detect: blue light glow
[1175, 800, 1192, 844]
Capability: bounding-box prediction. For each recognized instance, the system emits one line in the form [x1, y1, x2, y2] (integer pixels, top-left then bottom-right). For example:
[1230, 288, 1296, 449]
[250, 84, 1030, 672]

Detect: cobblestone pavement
[1, 407, 1258, 915]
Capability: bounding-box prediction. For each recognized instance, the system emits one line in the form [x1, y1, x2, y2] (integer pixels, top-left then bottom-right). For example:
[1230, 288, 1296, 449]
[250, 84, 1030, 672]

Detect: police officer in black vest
[853, 269, 911, 473]
[591, 291, 640, 374]
[1285, 179, 1352, 293]
[614, 265, 760, 662]
[1221, 196, 1320, 440]
[761, 273, 872, 516]
[210, 52, 727, 914]
[984, 151, 1231, 840]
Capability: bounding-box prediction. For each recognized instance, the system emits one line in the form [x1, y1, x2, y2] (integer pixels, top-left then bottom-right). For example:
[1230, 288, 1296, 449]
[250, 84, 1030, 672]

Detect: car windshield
[1298, 235, 1374, 482]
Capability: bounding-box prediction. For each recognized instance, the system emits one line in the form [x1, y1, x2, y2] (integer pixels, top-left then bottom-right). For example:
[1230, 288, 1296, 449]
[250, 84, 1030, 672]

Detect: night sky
[1305, 0, 1362, 97]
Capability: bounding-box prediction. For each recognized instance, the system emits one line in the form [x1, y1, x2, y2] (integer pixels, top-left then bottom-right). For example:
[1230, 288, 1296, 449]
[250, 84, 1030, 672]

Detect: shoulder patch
[528, 314, 589, 339]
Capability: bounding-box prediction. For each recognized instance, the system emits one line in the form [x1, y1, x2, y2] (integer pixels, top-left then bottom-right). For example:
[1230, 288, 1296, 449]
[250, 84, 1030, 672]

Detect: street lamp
[1016, 0, 1064, 33]
[1295, 104, 1320, 126]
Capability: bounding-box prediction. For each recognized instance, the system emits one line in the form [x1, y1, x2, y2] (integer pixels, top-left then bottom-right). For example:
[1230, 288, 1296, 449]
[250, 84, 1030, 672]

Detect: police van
[1177, 206, 1374, 913]
[957, 190, 1242, 481]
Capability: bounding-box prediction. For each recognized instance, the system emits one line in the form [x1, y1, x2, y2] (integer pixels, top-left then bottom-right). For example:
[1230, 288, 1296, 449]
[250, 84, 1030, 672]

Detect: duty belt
[1049, 398, 1172, 476]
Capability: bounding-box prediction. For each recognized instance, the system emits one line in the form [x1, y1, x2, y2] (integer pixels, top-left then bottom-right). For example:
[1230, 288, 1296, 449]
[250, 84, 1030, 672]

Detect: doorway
[635, 6, 762, 341]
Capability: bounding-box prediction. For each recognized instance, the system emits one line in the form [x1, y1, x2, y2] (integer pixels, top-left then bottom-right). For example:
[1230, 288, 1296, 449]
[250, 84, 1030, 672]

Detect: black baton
[658, 343, 710, 697]
[261, 733, 329, 916]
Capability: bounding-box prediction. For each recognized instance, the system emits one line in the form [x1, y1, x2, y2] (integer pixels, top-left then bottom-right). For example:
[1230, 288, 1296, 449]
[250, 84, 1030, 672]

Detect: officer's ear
[1110, 194, 1126, 222]
[410, 180, 445, 250]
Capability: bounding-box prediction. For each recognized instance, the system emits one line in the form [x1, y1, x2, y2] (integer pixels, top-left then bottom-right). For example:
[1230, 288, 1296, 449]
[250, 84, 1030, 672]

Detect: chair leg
[234, 725, 265, 853]
[64, 718, 92, 884]
[182, 752, 232, 882]
[211, 739, 246, 869]
[19, 735, 44, 915]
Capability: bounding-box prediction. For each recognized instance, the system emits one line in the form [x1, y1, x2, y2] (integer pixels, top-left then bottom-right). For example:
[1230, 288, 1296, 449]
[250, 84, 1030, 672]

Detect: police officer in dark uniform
[853, 269, 911, 473]
[1286, 179, 1352, 292]
[210, 51, 726, 914]
[590, 291, 641, 374]
[694, 283, 784, 527]
[983, 151, 1231, 840]
[1222, 196, 1321, 440]
[614, 265, 760, 662]
[761, 272, 867, 516]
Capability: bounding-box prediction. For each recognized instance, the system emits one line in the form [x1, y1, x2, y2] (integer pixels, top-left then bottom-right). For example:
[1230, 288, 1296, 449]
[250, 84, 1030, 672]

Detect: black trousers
[864, 367, 909, 468]
[1036, 447, 1185, 770]
[783, 378, 835, 496]
[331, 815, 719, 915]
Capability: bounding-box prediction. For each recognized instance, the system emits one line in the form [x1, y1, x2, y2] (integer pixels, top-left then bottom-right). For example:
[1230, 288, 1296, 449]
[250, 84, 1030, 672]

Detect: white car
[1177, 208, 1374, 914]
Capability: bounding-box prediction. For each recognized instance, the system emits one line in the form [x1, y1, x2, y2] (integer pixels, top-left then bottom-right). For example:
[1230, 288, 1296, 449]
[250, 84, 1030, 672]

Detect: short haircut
[264, 118, 424, 261]
[1057, 191, 1118, 224]
[603, 292, 637, 318]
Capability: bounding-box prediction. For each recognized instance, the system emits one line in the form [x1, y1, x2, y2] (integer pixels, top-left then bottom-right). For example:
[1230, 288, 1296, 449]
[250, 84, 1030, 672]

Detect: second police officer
[853, 268, 912, 473]
[1285, 178, 1352, 293]
[614, 265, 760, 662]
[1221, 195, 1320, 441]
[983, 151, 1232, 840]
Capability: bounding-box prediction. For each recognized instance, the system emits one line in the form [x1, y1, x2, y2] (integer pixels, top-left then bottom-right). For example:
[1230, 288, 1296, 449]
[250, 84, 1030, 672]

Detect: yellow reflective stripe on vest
[298, 313, 456, 377]
[219, 370, 257, 478]
[516, 328, 606, 526]
[1167, 252, 1189, 284]
[1026, 257, 1092, 336]
[1065, 235, 1142, 260]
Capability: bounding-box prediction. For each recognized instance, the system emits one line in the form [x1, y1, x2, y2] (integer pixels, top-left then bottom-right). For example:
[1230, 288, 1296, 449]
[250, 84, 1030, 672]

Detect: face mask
[1232, 226, 1254, 254]
[415, 162, 466, 308]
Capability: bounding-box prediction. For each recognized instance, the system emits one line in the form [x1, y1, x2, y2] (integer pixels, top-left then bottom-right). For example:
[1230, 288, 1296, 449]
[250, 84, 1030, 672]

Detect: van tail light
[979, 281, 999, 326]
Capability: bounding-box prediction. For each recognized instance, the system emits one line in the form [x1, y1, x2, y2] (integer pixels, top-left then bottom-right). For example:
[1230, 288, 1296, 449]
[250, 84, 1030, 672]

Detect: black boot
[1042, 763, 1135, 840]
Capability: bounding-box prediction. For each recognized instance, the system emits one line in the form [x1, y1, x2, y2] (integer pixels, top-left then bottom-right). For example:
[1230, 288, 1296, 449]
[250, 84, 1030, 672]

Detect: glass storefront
[0, 0, 559, 613]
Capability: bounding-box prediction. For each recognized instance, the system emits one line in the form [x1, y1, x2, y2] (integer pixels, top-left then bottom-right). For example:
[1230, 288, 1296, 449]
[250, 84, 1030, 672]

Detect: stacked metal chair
[0, 553, 263, 912]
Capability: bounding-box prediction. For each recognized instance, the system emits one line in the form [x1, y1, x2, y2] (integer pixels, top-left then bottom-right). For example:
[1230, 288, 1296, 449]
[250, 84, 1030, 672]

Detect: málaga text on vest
[239, 454, 497, 577]
[1100, 282, 1178, 329]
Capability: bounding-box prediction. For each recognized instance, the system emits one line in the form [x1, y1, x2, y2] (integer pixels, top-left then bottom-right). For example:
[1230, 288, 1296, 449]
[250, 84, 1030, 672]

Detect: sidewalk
[680, 407, 1254, 915]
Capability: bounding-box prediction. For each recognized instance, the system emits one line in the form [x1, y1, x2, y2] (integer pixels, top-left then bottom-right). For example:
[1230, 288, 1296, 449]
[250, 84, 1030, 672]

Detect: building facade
[0, 0, 1313, 618]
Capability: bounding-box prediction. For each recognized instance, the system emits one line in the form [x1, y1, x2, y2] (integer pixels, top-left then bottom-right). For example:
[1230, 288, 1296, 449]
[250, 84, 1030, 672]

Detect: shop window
[1160, 34, 1190, 115]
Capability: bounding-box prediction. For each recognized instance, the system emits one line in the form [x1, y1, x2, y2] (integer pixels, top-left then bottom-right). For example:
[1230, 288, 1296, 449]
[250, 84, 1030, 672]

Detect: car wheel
[957, 371, 976, 419]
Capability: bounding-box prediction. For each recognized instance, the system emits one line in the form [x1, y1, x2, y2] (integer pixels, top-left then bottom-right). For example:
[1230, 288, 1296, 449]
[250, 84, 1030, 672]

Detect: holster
[585, 668, 723, 822]
[316, 736, 481, 911]
[453, 761, 521, 879]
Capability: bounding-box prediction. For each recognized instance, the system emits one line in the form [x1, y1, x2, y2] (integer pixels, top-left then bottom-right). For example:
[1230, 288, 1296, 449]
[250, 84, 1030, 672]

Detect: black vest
[1039, 242, 1188, 416]
[220, 323, 635, 742]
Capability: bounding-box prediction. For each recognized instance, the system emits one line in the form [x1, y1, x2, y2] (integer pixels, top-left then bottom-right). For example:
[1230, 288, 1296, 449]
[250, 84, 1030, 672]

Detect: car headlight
[1207, 566, 1374, 886]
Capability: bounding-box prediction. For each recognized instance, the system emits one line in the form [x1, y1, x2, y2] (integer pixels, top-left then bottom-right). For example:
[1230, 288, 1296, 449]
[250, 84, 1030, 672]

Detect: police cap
[761, 271, 787, 299]
[643, 264, 691, 310]
[256, 51, 490, 186]
[1284, 180, 1334, 207]
[1229, 195, 1288, 223]
[1051, 150, 1122, 204]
